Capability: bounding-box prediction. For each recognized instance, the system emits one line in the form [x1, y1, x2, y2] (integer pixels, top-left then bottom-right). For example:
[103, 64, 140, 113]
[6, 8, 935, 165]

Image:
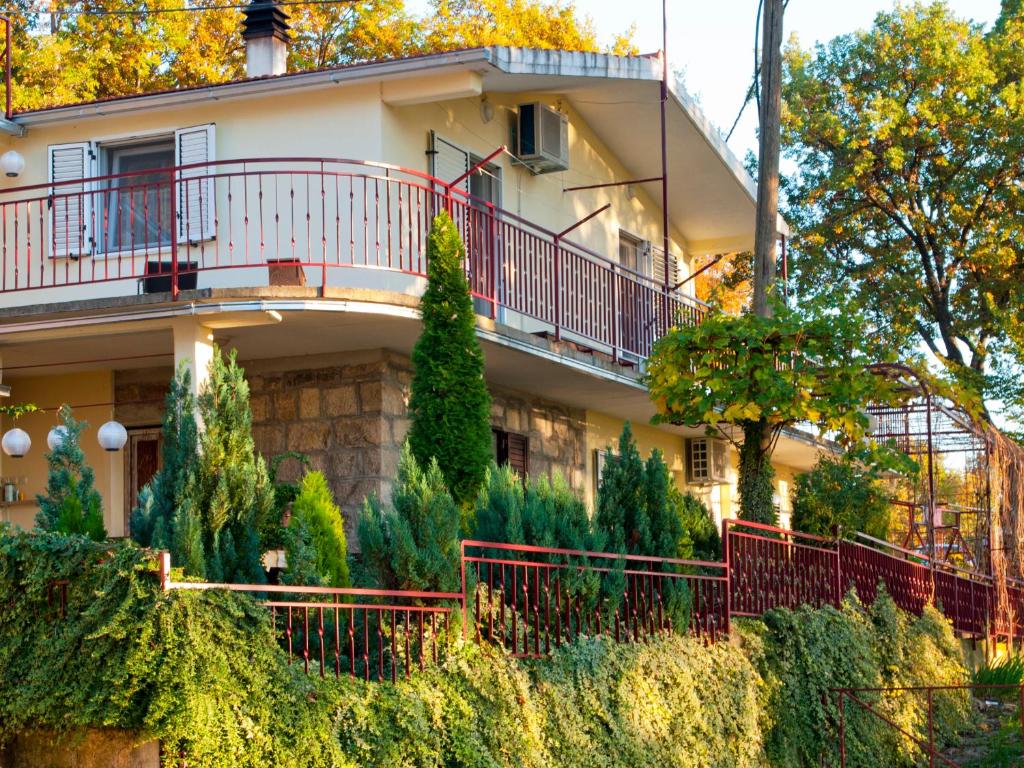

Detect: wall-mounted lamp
[0, 150, 25, 178]
[480, 98, 495, 125]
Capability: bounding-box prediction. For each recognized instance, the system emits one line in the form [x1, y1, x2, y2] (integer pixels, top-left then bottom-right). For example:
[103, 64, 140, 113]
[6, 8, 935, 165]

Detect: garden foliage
[791, 455, 893, 540]
[130, 351, 275, 583]
[282, 471, 350, 588]
[0, 527, 971, 768]
[407, 212, 493, 507]
[35, 405, 106, 542]
[745, 588, 970, 768]
[357, 444, 462, 593]
[646, 307, 894, 523]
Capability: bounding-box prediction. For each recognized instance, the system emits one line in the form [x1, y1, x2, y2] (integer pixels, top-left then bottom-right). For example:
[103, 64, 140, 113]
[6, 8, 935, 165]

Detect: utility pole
[752, 0, 784, 318]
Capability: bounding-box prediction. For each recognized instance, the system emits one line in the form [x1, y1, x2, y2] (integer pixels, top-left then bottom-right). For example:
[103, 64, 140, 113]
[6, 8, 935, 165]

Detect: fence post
[553, 236, 561, 342]
[158, 551, 171, 591]
[838, 692, 846, 768]
[722, 517, 731, 636]
[835, 537, 843, 609]
[927, 688, 935, 768]
[1018, 684, 1023, 751]
[169, 168, 179, 301]
[460, 540, 468, 640]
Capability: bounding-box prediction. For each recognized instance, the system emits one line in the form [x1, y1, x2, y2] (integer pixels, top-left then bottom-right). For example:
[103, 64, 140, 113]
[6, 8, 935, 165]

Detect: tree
[646, 307, 893, 524]
[283, 471, 350, 587]
[6, 0, 633, 112]
[407, 212, 493, 507]
[422, 0, 629, 53]
[472, 463, 605, 552]
[36, 406, 106, 542]
[357, 444, 461, 593]
[594, 423, 683, 558]
[782, 3, 1024, 415]
[187, 348, 276, 583]
[288, 0, 419, 70]
[131, 364, 199, 555]
[791, 455, 894, 540]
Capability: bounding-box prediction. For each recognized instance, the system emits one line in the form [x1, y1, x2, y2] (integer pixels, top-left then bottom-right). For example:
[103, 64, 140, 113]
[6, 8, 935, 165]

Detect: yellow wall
[0, 371, 123, 536]
[0, 77, 696, 298]
[585, 409, 804, 529]
[383, 93, 692, 276]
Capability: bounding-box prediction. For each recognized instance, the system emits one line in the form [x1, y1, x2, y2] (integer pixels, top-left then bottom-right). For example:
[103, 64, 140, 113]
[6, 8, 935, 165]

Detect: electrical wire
[56, 0, 360, 15]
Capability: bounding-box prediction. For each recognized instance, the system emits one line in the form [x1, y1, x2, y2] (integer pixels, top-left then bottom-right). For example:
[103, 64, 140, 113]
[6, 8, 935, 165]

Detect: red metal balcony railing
[0, 157, 709, 361]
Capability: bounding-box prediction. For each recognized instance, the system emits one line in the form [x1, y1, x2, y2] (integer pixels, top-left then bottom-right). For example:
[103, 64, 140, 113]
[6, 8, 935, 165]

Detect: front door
[124, 427, 162, 534]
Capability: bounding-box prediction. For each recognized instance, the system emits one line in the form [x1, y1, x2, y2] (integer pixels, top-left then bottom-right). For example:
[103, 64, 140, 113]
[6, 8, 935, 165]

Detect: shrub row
[0, 529, 970, 767]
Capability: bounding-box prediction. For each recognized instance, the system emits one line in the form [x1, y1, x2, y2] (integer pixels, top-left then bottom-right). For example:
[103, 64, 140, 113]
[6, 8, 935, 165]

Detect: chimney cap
[242, 0, 291, 42]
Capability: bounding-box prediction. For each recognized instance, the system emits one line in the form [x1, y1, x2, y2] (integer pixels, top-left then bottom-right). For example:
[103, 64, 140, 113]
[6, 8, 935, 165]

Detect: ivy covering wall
[0, 528, 970, 767]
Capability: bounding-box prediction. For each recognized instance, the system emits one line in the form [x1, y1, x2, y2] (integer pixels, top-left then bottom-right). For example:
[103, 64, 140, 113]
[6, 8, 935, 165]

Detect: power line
[56, 0, 359, 15]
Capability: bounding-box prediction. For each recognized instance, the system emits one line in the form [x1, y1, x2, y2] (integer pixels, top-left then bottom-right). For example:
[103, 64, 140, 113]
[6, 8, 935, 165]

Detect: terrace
[0, 156, 709, 362]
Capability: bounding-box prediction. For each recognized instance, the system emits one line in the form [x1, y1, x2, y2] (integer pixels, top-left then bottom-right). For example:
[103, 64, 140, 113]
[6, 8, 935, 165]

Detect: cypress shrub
[357, 444, 461, 593]
[191, 348, 276, 583]
[283, 471, 350, 588]
[130, 364, 199, 558]
[407, 212, 493, 508]
[35, 405, 106, 542]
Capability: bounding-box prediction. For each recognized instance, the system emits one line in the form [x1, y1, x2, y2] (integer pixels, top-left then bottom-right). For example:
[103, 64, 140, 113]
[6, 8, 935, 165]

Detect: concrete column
[171, 318, 214, 399]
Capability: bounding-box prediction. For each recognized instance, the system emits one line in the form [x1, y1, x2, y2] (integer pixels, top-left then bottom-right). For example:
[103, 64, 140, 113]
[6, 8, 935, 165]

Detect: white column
[171, 318, 214, 400]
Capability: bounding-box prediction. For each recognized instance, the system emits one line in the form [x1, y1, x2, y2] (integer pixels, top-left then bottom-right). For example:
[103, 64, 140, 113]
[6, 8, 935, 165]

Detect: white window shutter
[175, 124, 216, 243]
[48, 142, 94, 258]
[430, 132, 470, 193]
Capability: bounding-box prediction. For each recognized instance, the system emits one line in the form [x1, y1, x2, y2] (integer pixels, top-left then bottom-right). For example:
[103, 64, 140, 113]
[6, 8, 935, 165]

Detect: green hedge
[0, 528, 971, 767]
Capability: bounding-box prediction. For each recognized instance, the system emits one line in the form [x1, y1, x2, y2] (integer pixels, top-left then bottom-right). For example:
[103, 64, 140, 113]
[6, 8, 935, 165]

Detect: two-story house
[0, 8, 823, 538]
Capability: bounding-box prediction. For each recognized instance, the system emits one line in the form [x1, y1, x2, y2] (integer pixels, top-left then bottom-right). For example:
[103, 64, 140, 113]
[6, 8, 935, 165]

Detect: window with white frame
[47, 124, 216, 259]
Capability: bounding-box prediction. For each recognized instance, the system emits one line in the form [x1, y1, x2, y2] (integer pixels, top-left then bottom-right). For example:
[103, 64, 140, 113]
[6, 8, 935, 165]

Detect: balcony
[0, 158, 708, 361]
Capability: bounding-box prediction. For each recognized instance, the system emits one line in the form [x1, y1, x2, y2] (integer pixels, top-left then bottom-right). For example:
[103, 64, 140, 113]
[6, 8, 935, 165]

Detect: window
[493, 428, 528, 480]
[100, 140, 175, 253]
[618, 230, 644, 272]
[48, 124, 216, 259]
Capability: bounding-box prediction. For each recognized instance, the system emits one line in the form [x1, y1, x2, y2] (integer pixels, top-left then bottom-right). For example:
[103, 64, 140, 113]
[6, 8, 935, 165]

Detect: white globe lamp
[97, 420, 128, 452]
[0, 150, 25, 178]
[2, 428, 31, 458]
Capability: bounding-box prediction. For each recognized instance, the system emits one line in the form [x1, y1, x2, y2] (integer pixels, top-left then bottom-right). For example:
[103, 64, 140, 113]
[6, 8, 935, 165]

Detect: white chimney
[242, 1, 291, 78]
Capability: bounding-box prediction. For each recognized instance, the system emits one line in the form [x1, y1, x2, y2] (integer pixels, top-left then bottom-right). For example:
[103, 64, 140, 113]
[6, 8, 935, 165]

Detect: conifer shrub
[357, 444, 461, 593]
[130, 364, 199, 558]
[282, 471, 349, 588]
[472, 463, 605, 553]
[407, 212, 493, 507]
[36, 405, 106, 542]
[130, 351, 275, 583]
[595, 423, 684, 559]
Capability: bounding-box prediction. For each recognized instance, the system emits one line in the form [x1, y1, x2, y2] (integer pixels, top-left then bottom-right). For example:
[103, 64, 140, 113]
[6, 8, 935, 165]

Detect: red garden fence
[460, 540, 729, 656]
[152, 519, 1024, 682]
[157, 552, 460, 682]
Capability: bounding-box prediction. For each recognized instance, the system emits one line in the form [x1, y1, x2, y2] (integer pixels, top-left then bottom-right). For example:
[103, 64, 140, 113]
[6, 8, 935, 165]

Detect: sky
[581, 0, 1004, 158]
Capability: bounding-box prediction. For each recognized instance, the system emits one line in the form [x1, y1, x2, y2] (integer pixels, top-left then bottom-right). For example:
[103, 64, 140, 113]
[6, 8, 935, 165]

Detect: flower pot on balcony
[267, 259, 307, 287]
[142, 261, 199, 294]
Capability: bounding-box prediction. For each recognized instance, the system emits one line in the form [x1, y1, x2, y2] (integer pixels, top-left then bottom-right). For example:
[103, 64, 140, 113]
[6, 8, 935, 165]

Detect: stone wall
[114, 349, 587, 543]
[489, 387, 586, 491]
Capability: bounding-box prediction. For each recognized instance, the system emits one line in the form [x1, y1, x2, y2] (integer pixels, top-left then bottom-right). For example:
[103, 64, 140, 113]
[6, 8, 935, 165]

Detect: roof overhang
[10, 46, 775, 252]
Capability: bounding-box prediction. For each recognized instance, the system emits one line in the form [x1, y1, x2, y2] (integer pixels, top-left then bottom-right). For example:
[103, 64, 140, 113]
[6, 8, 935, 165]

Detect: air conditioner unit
[686, 437, 729, 486]
[515, 103, 569, 174]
